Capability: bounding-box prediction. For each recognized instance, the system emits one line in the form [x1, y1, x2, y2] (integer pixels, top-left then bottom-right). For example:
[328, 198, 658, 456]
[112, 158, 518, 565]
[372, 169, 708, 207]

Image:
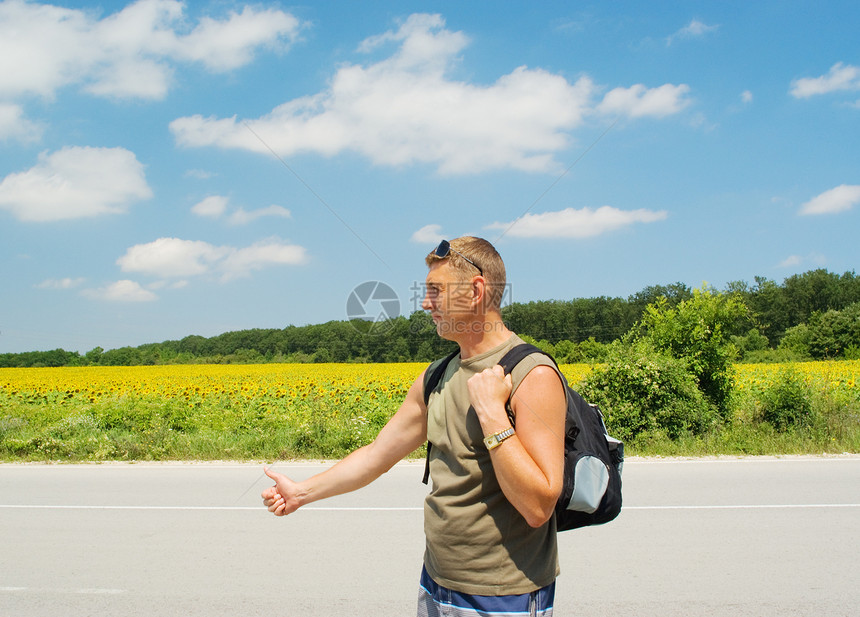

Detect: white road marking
[1, 503, 857, 511]
[0, 504, 420, 511]
[624, 503, 860, 510]
[1, 587, 126, 595]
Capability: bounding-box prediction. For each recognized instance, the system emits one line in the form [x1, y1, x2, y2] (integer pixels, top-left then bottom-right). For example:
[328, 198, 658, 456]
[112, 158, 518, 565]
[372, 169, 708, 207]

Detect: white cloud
[117, 236, 307, 281]
[220, 238, 308, 281]
[411, 224, 445, 244]
[191, 195, 229, 218]
[799, 184, 860, 215]
[597, 83, 691, 118]
[174, 6, 303, 71]
[171, 13, 690, 175]
[36, 277, 86, 290]
[790, 62, 860, 99]
[0, 146, 152, 222]
[778, 253, 826, 269]
[83, 280, 158, 302]
[666, 19, 719, 46]
[486, 206, 668, 239]
[118, 237, 230, 277]
[0, 103, 44, 142]
[741, 90, 753, 104]
[85, 55, 172, 100]
[779, 255, 802, 268]
[0, 0, 304, 101]
[228, 205, 291, 225]
[184, 169, 214, 180]
[148, 279, 189, 290]
[191, 195, 291, 224]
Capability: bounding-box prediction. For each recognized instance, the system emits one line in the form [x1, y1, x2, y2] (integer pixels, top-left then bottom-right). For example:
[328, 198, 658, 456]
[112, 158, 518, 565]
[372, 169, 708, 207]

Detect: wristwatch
[483, 427, 515, 450]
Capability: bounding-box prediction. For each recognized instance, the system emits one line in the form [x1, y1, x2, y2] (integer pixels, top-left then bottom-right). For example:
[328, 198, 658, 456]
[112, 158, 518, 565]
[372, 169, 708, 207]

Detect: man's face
[421, 261, 476, 339]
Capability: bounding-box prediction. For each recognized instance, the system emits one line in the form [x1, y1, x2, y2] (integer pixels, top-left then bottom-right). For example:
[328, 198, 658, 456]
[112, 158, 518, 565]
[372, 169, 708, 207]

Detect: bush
[552, 339, 579, 363]
[758, 369, 816, 432]
[576, 337, 612, 362]
[732, 328, 770, 361]
[737, 347, 809, 364]
[530, 337, 611, 364]
[578, 341, 719, 442]
[629, 286, 747, 419]
[778, 323, 812, 358]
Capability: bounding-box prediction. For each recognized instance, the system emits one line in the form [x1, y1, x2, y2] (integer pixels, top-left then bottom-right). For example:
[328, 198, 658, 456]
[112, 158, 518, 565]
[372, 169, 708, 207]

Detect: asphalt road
[1, 456, 858, 616]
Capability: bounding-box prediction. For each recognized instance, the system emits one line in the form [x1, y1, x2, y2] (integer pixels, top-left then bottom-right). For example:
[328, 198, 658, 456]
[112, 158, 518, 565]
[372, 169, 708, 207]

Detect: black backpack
[421, 343, 623, 531]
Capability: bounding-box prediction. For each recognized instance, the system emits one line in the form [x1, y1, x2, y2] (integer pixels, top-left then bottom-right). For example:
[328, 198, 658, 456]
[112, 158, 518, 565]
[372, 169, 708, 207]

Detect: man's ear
[470, 277, 486, 309]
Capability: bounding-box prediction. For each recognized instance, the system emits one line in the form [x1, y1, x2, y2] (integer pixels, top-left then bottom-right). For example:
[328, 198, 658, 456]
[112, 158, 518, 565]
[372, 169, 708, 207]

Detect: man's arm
[262, 370, 429, 516]
[467, 365, 566, 528]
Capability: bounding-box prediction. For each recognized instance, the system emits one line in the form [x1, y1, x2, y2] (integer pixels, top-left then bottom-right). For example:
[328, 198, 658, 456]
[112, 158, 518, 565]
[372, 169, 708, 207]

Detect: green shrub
[578, 341, 719, 442]
[629, 286, 747, 419]
[758, 369, 816, 432]
[737, 347, 809, 364]
[576, 337, 612, 363]
[778, 323, 812, 359]
[732, 327, 770, 361]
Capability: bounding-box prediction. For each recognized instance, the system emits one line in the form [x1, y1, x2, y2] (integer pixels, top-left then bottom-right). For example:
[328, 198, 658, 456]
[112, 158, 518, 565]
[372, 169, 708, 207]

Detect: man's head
[425, 236, 506, 312]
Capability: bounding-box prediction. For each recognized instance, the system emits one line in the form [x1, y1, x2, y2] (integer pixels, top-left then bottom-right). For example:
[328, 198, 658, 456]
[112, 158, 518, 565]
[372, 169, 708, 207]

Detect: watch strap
[484, 427, 515, 450]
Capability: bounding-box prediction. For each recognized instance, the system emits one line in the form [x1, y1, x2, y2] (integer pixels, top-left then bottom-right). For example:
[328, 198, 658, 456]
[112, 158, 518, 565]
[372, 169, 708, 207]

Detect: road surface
[1, 456, 858, 616]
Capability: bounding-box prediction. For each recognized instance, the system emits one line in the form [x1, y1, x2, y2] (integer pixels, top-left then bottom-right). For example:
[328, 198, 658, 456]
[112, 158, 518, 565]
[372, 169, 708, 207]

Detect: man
[262, 236, 567, 616]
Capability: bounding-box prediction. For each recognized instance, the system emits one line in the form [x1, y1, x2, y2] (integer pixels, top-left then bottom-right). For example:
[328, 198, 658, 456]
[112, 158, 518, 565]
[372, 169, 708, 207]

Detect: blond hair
[425, 236, 507, 311]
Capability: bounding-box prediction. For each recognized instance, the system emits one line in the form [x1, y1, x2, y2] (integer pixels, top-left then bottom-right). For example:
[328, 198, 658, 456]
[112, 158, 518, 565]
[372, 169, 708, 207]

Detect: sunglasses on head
[433, 239, 483, 276]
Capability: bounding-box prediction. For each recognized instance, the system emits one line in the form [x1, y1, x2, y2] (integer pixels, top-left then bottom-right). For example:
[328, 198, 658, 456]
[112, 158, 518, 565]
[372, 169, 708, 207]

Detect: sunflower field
[1, 361, 857, 461]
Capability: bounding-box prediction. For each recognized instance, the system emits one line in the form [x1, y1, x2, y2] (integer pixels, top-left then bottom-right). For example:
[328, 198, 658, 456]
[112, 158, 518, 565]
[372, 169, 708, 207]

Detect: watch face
[484, 428, 514, 450]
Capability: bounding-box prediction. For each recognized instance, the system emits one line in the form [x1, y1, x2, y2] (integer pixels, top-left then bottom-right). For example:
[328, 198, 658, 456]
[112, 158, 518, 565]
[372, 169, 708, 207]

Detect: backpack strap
[421, 349, 459, 485]
[498, 343, 559, 374]
[423, 350, 459, 406]
[497, 343, 563, 428]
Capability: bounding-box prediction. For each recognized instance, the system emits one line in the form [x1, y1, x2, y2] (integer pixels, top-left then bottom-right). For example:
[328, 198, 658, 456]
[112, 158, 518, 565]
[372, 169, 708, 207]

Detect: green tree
[740, 276, 790, 344]
[783, 269, 844, 325]
[806, 302, 860, 359]
[630, 285, 748, 418]
[84, 347, 104, 365]
[627, 282, 692, 317]
[100, 346, 143, 366]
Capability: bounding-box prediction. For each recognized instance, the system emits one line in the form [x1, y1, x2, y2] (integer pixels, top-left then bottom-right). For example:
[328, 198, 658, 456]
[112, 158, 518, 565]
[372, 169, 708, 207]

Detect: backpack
[421, 343, 623, 531]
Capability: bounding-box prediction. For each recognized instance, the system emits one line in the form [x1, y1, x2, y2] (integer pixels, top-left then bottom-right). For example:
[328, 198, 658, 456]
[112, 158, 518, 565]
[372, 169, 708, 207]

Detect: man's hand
[467, 364, 513, 434]
[261, 466, 302, 517]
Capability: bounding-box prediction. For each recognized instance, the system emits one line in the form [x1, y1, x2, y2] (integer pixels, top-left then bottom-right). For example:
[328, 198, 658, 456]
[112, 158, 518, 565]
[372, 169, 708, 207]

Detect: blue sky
[1, 0, 858, 354]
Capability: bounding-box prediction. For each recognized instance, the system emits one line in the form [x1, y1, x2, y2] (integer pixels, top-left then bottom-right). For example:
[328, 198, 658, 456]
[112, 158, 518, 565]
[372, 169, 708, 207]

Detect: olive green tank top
[423, 334, 560, 595]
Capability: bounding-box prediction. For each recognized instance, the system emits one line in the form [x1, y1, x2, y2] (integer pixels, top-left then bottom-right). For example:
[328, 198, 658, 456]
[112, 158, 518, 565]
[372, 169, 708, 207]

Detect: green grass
[0, 393, 405, 462]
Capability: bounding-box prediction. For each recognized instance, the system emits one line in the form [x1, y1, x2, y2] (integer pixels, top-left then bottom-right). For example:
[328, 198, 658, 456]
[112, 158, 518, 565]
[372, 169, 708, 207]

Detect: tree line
[2, 268, 858, 368]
